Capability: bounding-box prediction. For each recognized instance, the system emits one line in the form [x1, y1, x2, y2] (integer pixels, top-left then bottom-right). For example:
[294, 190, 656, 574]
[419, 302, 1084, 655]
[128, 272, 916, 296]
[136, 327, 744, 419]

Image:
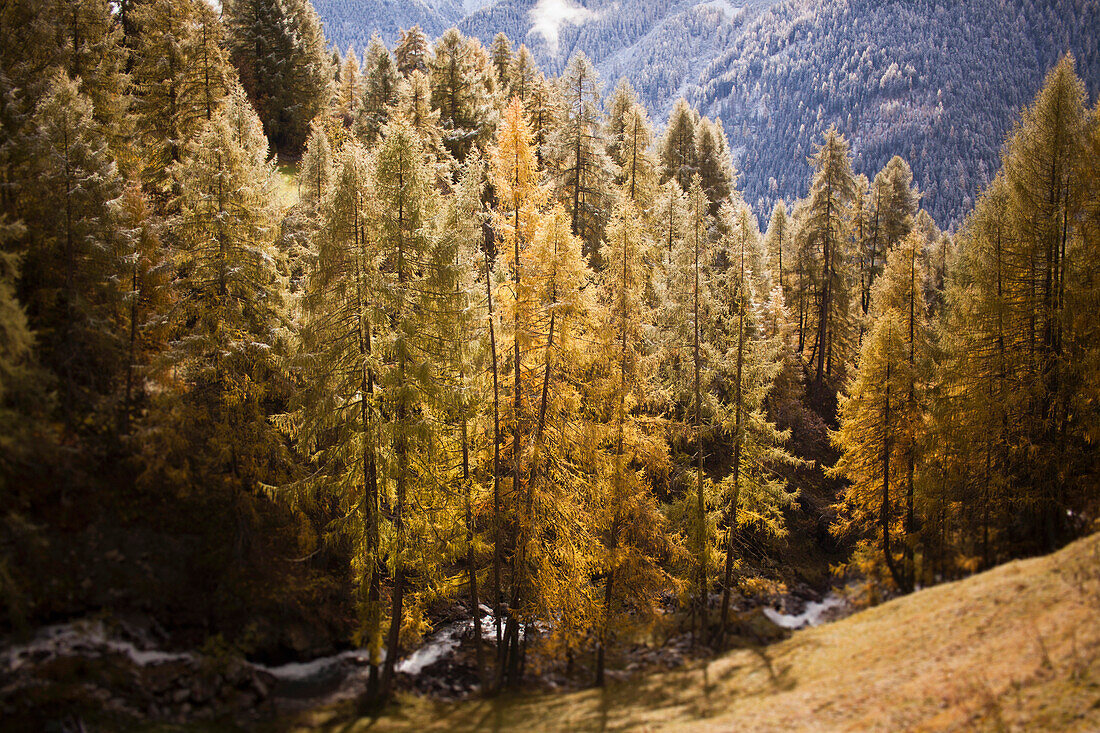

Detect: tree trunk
[354, 203, 382, 709]
[692, 202, 706, 646]
[501, 180, 526, 689]
[381, 167, 410, 698]
[719, 229, 747, 639]
[881, 359, 906, 591]
[815, 190, 832, 387]
[462, 404, 484, 685]
[484, 251, 504, 651]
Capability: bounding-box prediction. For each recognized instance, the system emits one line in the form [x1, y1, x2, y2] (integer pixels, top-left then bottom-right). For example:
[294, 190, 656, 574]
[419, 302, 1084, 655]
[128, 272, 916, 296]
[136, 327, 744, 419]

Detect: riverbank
[293, 532, 1100, 732]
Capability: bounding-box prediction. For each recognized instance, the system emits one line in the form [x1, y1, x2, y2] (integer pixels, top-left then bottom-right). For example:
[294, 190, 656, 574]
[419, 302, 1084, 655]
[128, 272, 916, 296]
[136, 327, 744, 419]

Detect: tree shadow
[317, 637, 814, 732]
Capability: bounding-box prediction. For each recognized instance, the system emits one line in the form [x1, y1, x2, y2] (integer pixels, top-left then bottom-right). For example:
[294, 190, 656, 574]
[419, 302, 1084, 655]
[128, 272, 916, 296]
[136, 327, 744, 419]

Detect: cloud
[528, 0, 597, 54]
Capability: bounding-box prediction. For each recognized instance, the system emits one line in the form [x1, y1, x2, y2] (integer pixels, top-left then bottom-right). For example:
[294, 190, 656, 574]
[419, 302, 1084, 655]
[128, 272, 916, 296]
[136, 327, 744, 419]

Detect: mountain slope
[312, 0, 467, 47]
[457, 0, 776, 94]
[314, 0, 1100, 227]
[318, 0, 778, 106]
[299, 531, 1100, 731]
[693, 0, 1100, 226]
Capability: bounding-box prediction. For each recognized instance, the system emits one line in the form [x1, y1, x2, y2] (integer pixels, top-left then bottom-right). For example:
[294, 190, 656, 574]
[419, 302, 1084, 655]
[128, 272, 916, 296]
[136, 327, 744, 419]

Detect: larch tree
[652, 179, 687, 265]
[660, 177, 720, 645]
[50, 0, 131, 167]
[877, 157, 919, 256]
[831, 232, 931, 592]
[659, 99, 698, 192]
[713, 201, 798, 639]
[141, 83, 290, 573]
[802, 126, 857, 394]
[859, 157, 918, 321]
[850, 174, 873, 320]
[507, 45, 538, 103]
[394, 71, 449, 167]
[930, 174, 1017, 572]
[299, 122, 335, 211]
[368, 118, 451, 697]
[517, 202, 598, 681]
[0, 224, 40, 426]
[546, 51, 613, 266]
[605, 77, 639, 173]
[618, 102, 658, 210]
[336, 46, 363, 124]
[928, 55, 1096, 566]
[592, 198, 676, 684]
[433, 155, 490, 684]
[488, 97, 548, 686]
[763, 200, 791, 292]
[0, 218, 54, 616]
[1000, 54, 1090, 550]
[278, 141, 387, 705]
[1072, 100, 1100, 461]
[130, 0, 233, 206]
[113, 182, 171, 436]
[278, 121, 333, 310]
[695, 117, 735, 215]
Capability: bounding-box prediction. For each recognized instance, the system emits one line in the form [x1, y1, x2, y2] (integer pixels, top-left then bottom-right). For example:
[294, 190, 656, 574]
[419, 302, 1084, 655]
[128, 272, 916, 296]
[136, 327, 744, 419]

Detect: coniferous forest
[1, 1, 1099, 730]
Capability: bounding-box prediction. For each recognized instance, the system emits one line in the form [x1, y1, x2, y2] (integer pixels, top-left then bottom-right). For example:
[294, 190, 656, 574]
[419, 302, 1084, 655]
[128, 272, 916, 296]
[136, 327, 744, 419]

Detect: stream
[2, 592, 849, 721]
[762, 591, 846, 630]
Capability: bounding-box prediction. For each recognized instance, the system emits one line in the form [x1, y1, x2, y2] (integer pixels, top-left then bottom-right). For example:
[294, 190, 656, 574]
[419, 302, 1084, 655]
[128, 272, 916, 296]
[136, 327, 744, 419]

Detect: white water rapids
[763, 592, 846, 630]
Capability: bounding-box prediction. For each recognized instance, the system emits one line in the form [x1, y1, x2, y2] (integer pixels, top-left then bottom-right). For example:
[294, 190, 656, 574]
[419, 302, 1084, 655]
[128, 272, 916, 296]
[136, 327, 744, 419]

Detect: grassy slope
[275, 159, 300, 209]
[296, 532, 1100, 732]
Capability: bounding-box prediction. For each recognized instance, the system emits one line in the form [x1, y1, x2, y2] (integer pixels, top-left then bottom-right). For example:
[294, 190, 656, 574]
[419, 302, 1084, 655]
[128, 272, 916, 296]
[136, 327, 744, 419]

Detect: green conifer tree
[489, 32, 513, 89]
[395, 25, 430, 78]
[431, 29, 498, 162]
[225, 0, 333, 153]
[358, 35, 399, 144]
[20, 72, 124, 425]
[659, 99, 698, 192]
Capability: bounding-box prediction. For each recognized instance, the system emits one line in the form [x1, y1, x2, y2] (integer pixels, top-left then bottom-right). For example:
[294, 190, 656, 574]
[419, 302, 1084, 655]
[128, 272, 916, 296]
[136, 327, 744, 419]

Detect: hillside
[457, 0, 777, 94]
[312, 0, 466, 47]
[314, 0, 1100, 227]
[1, 2, 1097, 730]
[692, 0, 1100, 227]
[316, 1, 778, 102]
[297, 532, 1100, 731]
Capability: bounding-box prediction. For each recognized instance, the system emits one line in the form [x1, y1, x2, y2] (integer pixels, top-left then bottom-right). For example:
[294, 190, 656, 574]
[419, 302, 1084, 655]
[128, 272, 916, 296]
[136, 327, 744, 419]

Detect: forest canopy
[0, 0, 1097, 718]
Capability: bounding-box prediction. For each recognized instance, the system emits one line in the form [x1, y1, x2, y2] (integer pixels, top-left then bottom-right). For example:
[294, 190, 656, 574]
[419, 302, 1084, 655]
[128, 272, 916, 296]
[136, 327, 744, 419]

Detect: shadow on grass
[313, 637, 815, 732]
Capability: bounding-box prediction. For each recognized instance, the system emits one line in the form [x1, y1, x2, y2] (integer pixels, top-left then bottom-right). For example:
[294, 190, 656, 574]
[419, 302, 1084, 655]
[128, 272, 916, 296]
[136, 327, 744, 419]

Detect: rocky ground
[0, 587, 853, 731]
[295, 534, 1100, 732]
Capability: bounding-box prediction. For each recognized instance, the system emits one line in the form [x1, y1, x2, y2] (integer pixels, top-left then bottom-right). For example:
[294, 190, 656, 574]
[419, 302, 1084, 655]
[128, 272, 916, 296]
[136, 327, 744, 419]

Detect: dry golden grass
[274, 159, 299, 210]
[296, 533, 1100, 732]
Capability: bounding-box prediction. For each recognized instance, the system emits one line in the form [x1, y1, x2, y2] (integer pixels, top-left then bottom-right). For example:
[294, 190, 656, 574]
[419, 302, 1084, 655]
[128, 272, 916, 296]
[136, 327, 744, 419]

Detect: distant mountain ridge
[314, 0, 1100, 227]
[688, 0, 1100, 226]
[312, 0, 466, 48]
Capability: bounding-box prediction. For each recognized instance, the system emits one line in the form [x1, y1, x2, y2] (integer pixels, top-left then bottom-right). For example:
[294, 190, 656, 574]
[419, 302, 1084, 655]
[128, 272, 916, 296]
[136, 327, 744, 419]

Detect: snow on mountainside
[317, 0, 777, 92]
[312, 0, 466, 47]
[314, 0, 1100, 227]
[686, 0, 1100, 226]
